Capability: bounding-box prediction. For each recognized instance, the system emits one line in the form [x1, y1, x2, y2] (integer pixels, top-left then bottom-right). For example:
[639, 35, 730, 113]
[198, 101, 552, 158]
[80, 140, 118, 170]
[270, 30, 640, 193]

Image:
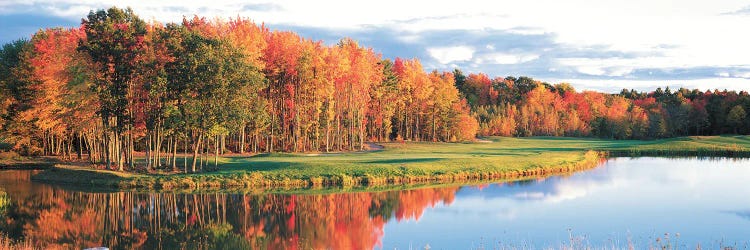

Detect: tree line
[455, 71, 750, 139]
[2, 7, 749, 172]
[0, 7, 477, 172]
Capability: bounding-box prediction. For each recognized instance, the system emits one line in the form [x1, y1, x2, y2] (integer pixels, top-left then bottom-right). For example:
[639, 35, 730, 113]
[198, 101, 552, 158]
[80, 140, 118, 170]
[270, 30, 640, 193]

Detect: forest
[1, 7, 749, 172]
[458, 73, 750, 139]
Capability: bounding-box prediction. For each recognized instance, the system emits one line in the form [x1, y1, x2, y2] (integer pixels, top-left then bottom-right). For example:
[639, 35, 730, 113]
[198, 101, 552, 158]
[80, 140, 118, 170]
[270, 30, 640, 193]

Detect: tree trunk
[215, 135, 219, 168]
[221, 134, 225, 155]
[359, 112, 365, 151]
[166, 135, 172, 169]
[67, 138, 72, 160]
[105, 130, 111, 170]
[191, 132, 203, 173]
[183, 137, 188, 173]
[325, 121, 330, 152]
[116, 131, 123, 172]
[146, 133, 152, 170]
[77, 133, 83, 160]
[336, 114, 341, 151]
[415, 113, 420, 141]
[42, 131, 47, 156]
[128, 126, 134, 170]
[240, 124, 246, 154]
[156, 124, 162, 169]
[172, 136, 178, 169]
[432, 107, 436, 141]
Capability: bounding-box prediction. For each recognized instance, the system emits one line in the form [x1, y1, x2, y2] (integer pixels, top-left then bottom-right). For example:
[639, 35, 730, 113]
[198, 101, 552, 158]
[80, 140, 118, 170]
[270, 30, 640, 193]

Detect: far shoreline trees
[456, 70, 750, 139]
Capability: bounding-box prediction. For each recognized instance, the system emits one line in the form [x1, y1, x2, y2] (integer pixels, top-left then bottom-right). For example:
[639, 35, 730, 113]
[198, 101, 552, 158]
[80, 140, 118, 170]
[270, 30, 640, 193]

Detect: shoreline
[24, 163, 594, 195]
[28, 151, 748, 192]
[16, 136, 750, 192]
[30, 151, 606, 191]
[0, 158, 57, 170]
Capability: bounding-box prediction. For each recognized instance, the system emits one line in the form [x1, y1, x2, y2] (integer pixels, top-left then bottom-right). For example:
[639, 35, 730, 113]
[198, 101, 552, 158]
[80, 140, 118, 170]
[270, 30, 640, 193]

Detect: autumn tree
[80, 7, 148, 170]
[162, 22, 262, 172]
[0, 40, 36, 154]
[23, 27, 97, 159]
[450, 100, 479, 141]
[727, 105, 747, 134]
[262, 31, 303, 152]
[428, 71, 460, 141]
[689, 98, 710, 135]
[337, 38, 381, 149]
[367, 59, 398, 142]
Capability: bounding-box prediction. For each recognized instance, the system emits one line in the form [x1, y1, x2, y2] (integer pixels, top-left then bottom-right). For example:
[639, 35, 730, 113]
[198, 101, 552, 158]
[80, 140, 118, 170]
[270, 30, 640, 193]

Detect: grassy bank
[605, 135, 750, 157]
[0, 151, 57, 169]
[30, 135, 750, 190]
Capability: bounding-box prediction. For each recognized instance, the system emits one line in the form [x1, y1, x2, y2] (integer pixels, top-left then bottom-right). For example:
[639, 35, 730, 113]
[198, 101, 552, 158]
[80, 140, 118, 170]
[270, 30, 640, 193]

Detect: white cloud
[489, 54, 521, 65]
[397, 34, 421, 43]
[506, 27, 547, 35]
[575, 66, 607, 76]
[427, 46, 475, 64]
[607, 67, 635, 77]
[548, 77, 750, 93]
[479, 53, 539, 65]
[555, 56, 724, 77]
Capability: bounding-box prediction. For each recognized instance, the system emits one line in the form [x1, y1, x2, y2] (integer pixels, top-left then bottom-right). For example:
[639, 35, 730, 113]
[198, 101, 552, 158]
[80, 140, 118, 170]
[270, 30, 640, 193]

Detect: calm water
[0, 157, 749, 249]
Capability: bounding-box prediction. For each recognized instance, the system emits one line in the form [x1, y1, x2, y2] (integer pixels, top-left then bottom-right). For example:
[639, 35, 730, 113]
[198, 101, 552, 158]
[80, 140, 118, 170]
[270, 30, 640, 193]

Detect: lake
[0, 157, 748, 249]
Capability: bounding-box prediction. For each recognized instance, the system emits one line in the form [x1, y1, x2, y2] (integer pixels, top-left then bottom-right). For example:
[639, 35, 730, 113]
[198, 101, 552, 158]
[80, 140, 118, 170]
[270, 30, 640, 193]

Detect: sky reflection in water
[381, 157, 750, 249]
[0, 157, 748, 249]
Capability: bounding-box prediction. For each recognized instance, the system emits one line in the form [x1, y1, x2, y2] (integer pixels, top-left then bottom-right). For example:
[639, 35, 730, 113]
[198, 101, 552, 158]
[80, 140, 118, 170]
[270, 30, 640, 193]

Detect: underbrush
[0, 234, 36, 250]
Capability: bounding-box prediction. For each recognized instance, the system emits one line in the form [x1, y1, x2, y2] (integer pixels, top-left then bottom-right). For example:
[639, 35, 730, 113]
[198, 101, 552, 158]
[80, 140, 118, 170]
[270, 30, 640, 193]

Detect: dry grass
[0, 234, 36, 250]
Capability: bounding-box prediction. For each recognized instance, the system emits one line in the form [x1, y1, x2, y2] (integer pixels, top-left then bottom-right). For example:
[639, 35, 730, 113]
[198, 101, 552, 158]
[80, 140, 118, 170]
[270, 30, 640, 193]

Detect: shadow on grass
[511, 137, 645, 148]
[246, 152, 301, 158]
[502, 147, 585, 152]
[363, 158, 442, 164]
[215, 157, 324, 173]
[525, 136, 596, 141]
[32, 167, 127, 186]
[716, 135, 750, 143]
[472, 150, 541, 156]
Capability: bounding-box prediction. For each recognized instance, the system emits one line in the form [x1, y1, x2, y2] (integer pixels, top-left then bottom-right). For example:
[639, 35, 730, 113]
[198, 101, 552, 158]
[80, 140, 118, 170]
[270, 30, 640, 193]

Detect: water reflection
[381, 157, 750, 249]
[728, 211, 750, 221]
[0, 157, 749, 249]
[0, 171, 457, 249]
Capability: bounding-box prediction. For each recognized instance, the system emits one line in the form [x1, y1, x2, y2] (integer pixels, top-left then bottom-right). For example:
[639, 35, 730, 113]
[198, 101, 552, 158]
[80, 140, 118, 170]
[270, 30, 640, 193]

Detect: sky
[1, 0, 749, 93]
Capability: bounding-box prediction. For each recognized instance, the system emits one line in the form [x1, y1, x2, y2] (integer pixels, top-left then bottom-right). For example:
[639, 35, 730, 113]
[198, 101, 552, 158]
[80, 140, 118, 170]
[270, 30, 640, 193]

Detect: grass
[605, 135, 750, 156]
[0, 136, 12, 151]
[0, 234, 36, 250]
[1, 136, 57, 169]
[30, 135, 750, 191]
[0, 151, 56, 169]
[0, 137, 58, 169]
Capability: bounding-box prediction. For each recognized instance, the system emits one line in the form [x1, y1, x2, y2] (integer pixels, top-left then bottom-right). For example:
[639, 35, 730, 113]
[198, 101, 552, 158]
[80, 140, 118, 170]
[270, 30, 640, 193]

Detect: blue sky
[1, 0, 749, 93]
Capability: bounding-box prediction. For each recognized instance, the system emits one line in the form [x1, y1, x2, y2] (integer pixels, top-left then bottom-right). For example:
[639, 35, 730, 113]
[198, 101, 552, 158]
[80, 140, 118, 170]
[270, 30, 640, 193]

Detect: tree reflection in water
[0, 171, 458, 249]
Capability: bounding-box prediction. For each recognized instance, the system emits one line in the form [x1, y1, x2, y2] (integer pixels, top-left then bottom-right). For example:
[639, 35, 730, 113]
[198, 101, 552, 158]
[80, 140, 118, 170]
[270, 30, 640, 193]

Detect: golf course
[30, 135, 750, 190]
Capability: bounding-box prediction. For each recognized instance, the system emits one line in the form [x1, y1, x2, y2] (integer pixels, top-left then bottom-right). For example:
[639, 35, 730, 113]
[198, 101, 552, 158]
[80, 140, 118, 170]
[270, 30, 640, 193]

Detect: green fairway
[31, 135, 750, 190]
[212, 135, 750, 176]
